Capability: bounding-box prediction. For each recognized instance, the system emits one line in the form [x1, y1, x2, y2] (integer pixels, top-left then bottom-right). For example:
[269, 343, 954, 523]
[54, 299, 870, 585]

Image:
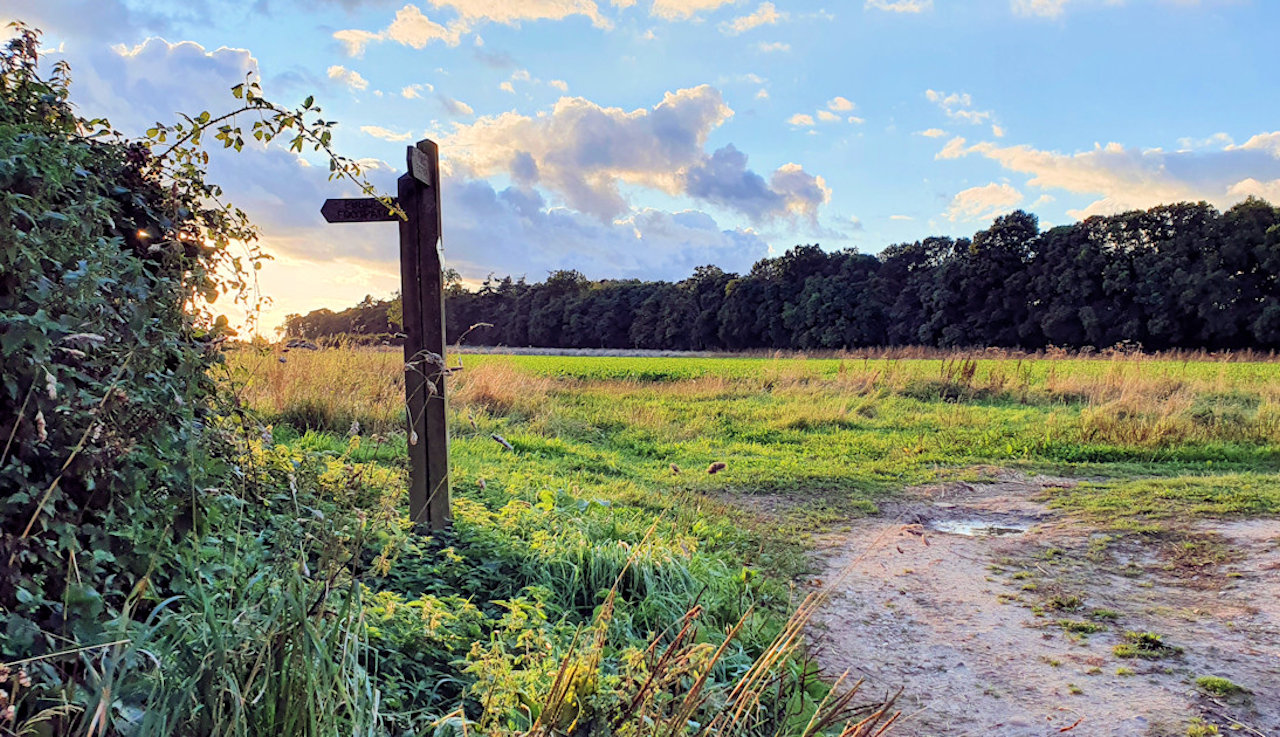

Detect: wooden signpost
[322, 139, 451, 530]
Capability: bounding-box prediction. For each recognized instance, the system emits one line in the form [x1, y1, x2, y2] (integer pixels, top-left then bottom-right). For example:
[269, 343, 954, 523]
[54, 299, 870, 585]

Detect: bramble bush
[0, 24, 385, 735]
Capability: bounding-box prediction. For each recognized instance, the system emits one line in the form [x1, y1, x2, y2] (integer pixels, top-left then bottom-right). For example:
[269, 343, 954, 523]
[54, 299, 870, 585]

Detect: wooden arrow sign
[318, 138, 451, 531]
[321, 197, 401, 223]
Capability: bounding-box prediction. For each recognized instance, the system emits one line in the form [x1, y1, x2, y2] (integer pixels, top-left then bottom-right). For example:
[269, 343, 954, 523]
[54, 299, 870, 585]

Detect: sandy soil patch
[797, 474, 1279, 737]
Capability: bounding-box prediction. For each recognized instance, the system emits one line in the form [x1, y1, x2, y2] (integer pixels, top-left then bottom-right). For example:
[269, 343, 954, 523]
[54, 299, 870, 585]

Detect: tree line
[281, 199, 1280, 351]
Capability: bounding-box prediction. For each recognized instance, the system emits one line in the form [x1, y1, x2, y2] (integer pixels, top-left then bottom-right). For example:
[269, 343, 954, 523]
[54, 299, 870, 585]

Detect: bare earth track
[794, 474, 1280, 737]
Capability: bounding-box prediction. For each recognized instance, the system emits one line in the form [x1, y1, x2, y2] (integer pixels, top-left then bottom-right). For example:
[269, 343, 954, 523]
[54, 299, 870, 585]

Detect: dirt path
[802, 474, 1280, 737]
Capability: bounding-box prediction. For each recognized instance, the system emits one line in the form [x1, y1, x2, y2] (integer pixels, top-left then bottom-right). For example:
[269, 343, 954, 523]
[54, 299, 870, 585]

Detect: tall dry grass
[225, 347, 1280, 450]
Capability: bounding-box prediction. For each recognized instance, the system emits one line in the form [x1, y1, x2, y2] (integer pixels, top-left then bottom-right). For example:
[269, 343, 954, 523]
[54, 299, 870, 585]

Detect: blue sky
[6, 0, 1280, 332]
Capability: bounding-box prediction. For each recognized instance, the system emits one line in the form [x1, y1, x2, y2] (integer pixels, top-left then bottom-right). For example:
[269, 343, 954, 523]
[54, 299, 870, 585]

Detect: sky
[6, 0, 1280, 334]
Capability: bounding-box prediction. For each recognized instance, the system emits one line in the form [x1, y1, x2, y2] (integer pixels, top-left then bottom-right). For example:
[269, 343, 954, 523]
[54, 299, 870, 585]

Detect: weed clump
[1195, 675, 1247, 696]
[1113, 631, 1182, 660]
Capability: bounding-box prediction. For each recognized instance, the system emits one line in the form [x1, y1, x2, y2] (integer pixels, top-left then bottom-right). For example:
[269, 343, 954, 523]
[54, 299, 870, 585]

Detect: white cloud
[946, 182, 1023, 221]
[847, 116, 865, 124]
[827, 96, 855, 112]
[361, 125, 415, 141]
[917, 128, 947, 138]
[1012, 0, 1070, 18]
[651, 0, 740, 20]
[439, 94, 475, 115]
[1228, 178, 1280, 204]
[889, 214, 914, 221]
[720, 2, 787, 34]
[926, 88, 993, 125]
[757, 41, 790, 52]
[550, 79, 569, 91]
[756, 88, 769, 99]
[816, 110, 840, 123]
[787, 113, 815, 127]
[992, 124, 1006, 138]
[327, 64, 369, 91]
[440, 85, 829, 222]
[74, 39, 258, 135]
[1178, 132, 1234, 150]
[445, 182, 771, 282]
[335, 5, 466, 56]
[500, 81, 516, 93]
[865, 0, 933, 12]
[401, 83, 433, 98]
[938, 132, 1280, 218]
[936, 135, 968, 159]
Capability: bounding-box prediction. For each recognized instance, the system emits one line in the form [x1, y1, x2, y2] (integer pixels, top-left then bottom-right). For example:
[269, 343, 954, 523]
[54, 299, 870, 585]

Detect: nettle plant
[0, 21, 377, 690]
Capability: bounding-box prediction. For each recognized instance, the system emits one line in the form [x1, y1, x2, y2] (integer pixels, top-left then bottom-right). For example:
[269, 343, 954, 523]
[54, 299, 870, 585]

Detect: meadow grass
[228, 349, 1280, 526]
[218, 347, 1280, 731]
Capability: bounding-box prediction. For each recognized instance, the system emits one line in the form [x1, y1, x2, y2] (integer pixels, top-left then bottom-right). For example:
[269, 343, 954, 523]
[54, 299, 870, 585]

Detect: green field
[220, 349, 1280, 732]
[236, 350, 1280, 519]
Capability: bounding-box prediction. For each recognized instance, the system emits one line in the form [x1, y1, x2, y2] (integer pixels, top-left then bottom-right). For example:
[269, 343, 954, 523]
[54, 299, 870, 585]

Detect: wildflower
[16, 671, 29, 688]
[34, 410, 46, 443]
[348, 419, 360, 437]
[45, 370, 56, 400]
[2, 704, 14, 722]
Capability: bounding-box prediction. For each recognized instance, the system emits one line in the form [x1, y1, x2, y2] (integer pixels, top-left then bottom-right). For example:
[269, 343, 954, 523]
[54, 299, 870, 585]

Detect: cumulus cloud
[402, 83, 433, 98]
[445, 180, 770, 280]
[926, 88, 993, 125]
[946, 182, 1023, 221]
[549, 79, 569, 91]
[684, 145, 830, 222]
[69, 38, 258, 135]
[440, 85, 829, 222]
[335, 5, 467, 56]
[938, 131, 1280, 218]
[827, 96, 855, 112]
[865, 0, 933, 12]
[757, 41, 790, 52]
[816, 110, 840, 123]
[327, 65, 369, 91]
[720, 2, 787, 34]
[917, 128, 948, 138]
[787, 113, 815, 127]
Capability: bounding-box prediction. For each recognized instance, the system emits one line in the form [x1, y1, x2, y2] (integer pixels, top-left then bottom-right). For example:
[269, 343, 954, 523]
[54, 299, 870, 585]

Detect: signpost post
[321, 139, 451, 530]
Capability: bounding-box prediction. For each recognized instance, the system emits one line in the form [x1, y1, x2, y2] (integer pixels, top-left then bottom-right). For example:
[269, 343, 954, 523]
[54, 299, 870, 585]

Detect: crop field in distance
[229, 348, 1280, 736]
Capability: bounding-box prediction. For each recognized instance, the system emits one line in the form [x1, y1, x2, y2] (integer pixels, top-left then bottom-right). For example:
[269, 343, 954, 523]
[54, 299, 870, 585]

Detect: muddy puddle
[927, 517, 1032, 537]
[795, 473, 1280, 737]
